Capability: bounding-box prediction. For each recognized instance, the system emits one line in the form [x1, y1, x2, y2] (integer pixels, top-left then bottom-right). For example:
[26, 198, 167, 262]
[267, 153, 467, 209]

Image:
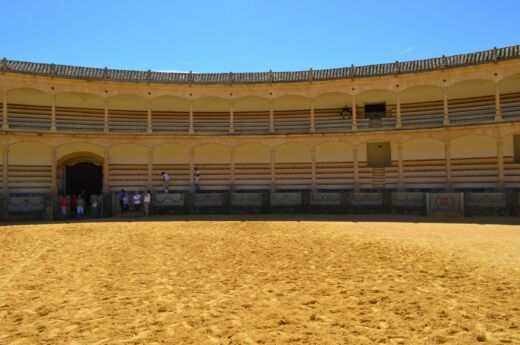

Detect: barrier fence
[2, 190, 519, 221]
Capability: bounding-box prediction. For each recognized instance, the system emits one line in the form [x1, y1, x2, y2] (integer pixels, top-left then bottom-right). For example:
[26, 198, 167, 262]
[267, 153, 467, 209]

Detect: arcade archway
[57, 152, 104, 196]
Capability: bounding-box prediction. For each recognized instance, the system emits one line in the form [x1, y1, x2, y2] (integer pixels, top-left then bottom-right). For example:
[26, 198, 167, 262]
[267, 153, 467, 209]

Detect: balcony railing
[234, 123, 270, 134]
[274, 122, 311, 134]
[2, 107, 520, 135]
[57, 119, 104, 132]
[315, 120, 352, 133]
[401, 113, 444, 128]
[449, 109, 496, 124]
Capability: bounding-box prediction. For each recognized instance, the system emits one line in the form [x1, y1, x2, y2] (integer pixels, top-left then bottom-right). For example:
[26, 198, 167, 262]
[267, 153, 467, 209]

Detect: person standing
[133, 192, 142, 216]
[59, 194, 68, 220]
[91, 195, 99, 218]
[119, 189, 126, 214]
[143, 190, 151, 218]
[122, 192, 129, 215]
[194, 167, 201, 191]
[161, 172, 171, 193]
[76, 194, 85, 219]
[70, 195, 77, 219]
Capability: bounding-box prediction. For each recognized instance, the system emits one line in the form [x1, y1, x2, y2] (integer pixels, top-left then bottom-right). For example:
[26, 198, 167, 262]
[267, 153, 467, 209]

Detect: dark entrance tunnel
[65, 162, 103, 196]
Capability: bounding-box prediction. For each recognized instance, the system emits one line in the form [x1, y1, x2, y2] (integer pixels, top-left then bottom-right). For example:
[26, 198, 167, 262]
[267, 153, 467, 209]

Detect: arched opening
[355, 89, 397, 129]
[314, 93, 352, 133]
[58, 152, 104, 196]
[65, 162, 102, 195]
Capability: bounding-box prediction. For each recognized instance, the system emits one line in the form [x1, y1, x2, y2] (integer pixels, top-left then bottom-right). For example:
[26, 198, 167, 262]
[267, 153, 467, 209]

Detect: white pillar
[51, 147, 57, 194]
[2, 91, 8, 130]
[397, 142, 404, 190]
[103, 148, 110, 193]
[497, 137, 505, 191]
[445, 142, 452, 190]
[311, 146, 317, 191]
[229, 103, 234, 134]
[352, 95, 358, 131]
[189, 101, 194, 134]
[51, 95, 56, 132]
[230, 148, 235, 190]
[147, 148, 153, 190]
[104, 98, 109, 133]
[189, 149, 195, 191]
[270, 147, 275, 191]
[353, 145, 360, 192]
[147, 101, 152, 134]
[310, 98, 315, 133]
[269, 100, 274, 133]
[495, 83, 502, 122]
[443, 88, 449, 126]
[396, 92, 402, 128]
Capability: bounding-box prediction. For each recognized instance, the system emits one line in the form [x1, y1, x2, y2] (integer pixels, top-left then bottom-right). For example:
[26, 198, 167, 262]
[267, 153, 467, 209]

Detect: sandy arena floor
[0, 215, 519, 344]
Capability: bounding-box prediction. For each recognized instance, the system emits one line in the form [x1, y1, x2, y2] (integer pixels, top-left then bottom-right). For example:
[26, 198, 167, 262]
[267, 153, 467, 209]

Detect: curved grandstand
[1, 45, 520, 218]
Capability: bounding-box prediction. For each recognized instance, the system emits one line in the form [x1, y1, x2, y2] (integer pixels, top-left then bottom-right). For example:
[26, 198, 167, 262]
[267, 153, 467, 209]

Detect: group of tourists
[161, 167, 201, 193]
[117, 169, 201, 218]
[118, 189, 152, 218]
[59, 192, 102, 219]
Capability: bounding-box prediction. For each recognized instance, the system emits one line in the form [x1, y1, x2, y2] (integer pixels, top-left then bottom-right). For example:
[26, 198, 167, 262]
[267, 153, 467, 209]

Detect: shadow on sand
[2, 213, 520, 226]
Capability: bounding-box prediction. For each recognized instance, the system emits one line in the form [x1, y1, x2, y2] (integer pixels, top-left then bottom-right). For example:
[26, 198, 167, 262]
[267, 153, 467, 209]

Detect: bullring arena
[1, 46, 520, 344]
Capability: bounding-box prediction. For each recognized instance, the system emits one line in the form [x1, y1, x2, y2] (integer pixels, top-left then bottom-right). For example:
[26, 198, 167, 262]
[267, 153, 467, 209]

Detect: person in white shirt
[133, 192, 142, 215]
[161, 171, 171, 193]
[143, 190, 151, 218]
[194, 167, 201, 191]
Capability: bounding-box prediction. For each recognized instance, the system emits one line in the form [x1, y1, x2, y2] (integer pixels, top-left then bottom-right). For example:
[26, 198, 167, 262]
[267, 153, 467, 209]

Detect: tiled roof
[2, 45, 519, 85]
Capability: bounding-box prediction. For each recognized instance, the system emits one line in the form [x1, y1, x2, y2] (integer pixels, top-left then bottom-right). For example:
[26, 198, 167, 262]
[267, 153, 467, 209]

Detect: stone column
[230, 148, 235, 190]
[2, 91, 8, 130]
[229, 103, 234, 134]
[353, 145, 360, 192]
[397, 142, 404, 190]
[352, 95, 358, 131]
[443, 88, 449, 126]
[103, 148, 110, 193]
[396, 92, 402, 128]
[103, 98, 109, 133]
[445, 142, 452, 191]
[311, 146, 317, 191]
[495, 83, 502, 122]
[147, 148, 153, 190]
[270, 147, 275, 191]
[497, 137, 505, 191]
[147, 101, 152, 134]
[189, 101, 194, 134]
[51, 95, 57, 132]
[189, 149, 195, 192]
[50, 147, 57, 194]
[310, 98, 315, 133]
[269, 100, 274, 133]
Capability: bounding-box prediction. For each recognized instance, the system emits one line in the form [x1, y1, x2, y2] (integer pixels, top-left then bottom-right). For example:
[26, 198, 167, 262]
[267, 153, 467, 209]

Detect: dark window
[365, 103, 386, 119]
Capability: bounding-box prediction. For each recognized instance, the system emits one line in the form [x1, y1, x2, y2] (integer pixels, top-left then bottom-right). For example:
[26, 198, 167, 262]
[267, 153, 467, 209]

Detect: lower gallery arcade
[2, 125, 520, 219]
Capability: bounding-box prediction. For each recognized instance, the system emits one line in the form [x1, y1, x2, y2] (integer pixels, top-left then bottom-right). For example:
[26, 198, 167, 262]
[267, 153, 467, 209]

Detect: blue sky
[1, 1, 519, 73]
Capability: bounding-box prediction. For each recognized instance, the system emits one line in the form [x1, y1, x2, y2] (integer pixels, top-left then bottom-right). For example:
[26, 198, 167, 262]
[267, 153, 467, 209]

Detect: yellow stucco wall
[275, 143, 311, 163]
[109, 144, 148, 164]
[194, 144, 230, 164]
[9, 142, 51, 165]
[315, 142, 353, 162]
[451, 135, 497, 159]
[235, 143, 270, 163]
[402, 138, 445, 160]
[153, 144, 190, 164]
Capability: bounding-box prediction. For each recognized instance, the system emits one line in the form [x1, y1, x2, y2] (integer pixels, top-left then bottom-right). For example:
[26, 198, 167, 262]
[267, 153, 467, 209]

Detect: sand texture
[0, 215, 519, 344]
